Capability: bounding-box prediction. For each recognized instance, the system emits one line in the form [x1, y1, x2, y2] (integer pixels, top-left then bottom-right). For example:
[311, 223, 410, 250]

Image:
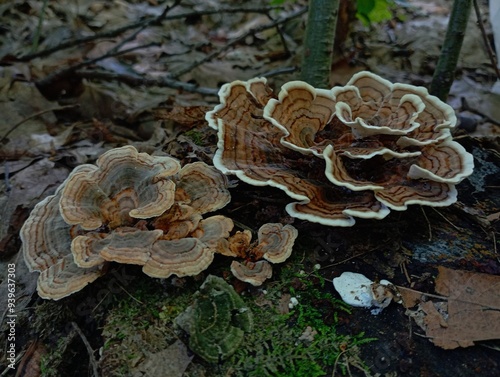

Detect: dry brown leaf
[136, 339, 192, 377]
[406, 266, 500, 349]
[486, 211, 500, 223]
[0, 79, 58, 156]
[278, 293, 291, 315]
[0, 159, 69, 243]
[397, 286, 424, 309]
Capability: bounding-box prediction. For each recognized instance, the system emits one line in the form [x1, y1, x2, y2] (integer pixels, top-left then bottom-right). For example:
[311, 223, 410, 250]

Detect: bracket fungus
[223, 223, 298, 286]
[206, 72, 474, 226]
[175, 275, 253, 363]
[21, 146, 233, 299]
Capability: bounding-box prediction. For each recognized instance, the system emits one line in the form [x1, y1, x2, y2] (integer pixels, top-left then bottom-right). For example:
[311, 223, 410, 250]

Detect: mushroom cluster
[21, 146, 299, 299]
[206, 71, 474, 226]
[21, 146, 233, 300]
[220, 223, 298, 286]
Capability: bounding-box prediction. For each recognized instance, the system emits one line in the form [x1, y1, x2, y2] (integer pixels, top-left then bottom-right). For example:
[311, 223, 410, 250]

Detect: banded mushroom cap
[207, 72, 474, 225]
[20, 177, 108, 300]
[258, 223, 298, 264]
[230, 260, 273, 286]
[21, 146, 233, 298]
[59, 145, 181, 230]
[223, 223, 298, 285]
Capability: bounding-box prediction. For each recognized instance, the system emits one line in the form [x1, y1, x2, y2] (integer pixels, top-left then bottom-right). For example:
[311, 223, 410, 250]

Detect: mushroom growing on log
[206, 72, 474, 226]
[21, 146, 233, 299]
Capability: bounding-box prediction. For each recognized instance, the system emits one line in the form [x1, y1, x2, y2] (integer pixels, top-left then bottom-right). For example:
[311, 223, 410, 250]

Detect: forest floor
[1, 0, 499, 376]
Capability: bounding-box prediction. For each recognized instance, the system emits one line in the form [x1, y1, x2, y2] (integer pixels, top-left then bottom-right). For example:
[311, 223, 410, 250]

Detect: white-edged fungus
[207, 72, 474, 226]
[21, 146, 233, 299]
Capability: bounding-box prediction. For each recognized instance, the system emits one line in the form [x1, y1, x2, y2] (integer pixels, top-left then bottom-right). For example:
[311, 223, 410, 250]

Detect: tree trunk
[300, 0, 340, 88]
[429, 0, 472, 101]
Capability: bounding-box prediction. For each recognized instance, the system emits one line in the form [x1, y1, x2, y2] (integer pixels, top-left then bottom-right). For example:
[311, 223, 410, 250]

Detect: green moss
[99, 277, 197, 376]
[33, 301, 77, 377]
[223, 269, 375, 376]
[97, 260, 374, 376]
[40, 335, 75, 377]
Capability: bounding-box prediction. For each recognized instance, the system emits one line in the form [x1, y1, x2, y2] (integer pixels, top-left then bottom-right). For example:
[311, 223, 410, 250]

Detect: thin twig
[264, 11, 291, 57]
[118, 282, 144, 305]
[0, 104, 78, 144]
[493, 231, 499, 263]
[332, 349, 347, 377]
[420, 206, 432, 241]
[75, 69, 219, 95]
[430, 207, 461, 231]
[35, 0, 182, 89]
[67, 42, 159, 77]
[395, 285, 448, 301]
[257, 66, 298, 77]
[170, 6, 307, 79]
[71, 322, 100, 377]
[400, 260, 411, 285]
[318, 249, 372, 271]
[473, 0, 500, 80]
[18, 6, 283, 61]
[92, 291, 111, 314]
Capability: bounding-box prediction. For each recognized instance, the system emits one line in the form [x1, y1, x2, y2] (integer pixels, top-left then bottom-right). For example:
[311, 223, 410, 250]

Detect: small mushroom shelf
[206, 71, 474, 227]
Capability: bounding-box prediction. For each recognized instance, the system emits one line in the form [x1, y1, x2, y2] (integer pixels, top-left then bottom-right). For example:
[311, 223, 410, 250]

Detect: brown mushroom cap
[59, 145, 180, 230]
[36, 254, 108, 300]
[230, 260, 273, 286]
[20, 185, 108, 300]
[207, 79, 388, 227]
[216, 230, 252, 258]
[144, 238, 215, 278]
[21, 146, 234, 299]
[195, 215, 234, 248]
[264, 81, 336, 155]
[255, 223, 298, 264]
[175, 162, 231, 214]
[207, 72, 474, 225]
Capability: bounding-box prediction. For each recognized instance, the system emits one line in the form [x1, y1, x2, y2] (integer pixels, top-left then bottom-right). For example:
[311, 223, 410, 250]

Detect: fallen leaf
[0, 158, 69, 243]
[136, 339, 192, 377]
[397, 286, 424, 309]
[405, 267, 500, 349]
[486, 211, 500, 223]
[0, 79, 58, 157]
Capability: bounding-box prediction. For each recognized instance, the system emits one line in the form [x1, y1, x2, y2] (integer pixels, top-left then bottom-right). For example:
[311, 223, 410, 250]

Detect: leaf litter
[400, 266, 500, 349]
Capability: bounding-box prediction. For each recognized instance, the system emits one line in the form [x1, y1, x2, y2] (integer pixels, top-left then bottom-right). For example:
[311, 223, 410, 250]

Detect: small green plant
[269, 0, 297, 5]
[184, 129, 204, 145]
[357, 0, 395, 26]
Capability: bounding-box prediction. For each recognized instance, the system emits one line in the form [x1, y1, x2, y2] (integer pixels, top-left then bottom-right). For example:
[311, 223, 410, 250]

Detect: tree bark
[300, 0, 340, 88]
[429, 0, 472, 101]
